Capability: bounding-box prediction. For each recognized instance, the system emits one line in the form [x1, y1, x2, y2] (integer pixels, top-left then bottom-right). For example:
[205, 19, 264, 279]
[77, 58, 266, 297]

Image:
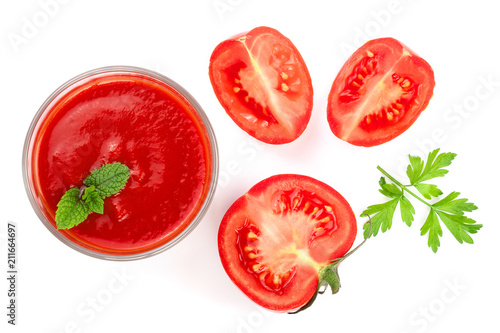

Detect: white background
[1, 0, 499, 332]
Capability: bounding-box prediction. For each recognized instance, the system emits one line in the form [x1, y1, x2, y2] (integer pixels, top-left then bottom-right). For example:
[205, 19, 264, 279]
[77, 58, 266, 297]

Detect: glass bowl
[23, 66, 218, 260]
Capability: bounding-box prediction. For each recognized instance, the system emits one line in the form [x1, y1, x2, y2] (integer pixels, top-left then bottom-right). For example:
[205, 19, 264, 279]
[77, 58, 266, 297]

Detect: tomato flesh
[209, 27, 313, 144]
[224, 61, 279, 125]
[327, 38, 435, 147]
[218, 175, 356, 311]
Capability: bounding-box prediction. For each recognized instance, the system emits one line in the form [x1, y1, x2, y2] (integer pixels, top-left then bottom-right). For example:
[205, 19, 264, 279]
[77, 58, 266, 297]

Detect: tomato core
[236, 221, 297, 294]
[224, 61, 279, 125]
[234, 188, 339, 295]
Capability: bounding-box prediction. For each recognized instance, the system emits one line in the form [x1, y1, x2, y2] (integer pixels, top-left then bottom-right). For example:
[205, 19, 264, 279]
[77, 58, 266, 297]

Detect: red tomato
[327, 38, 435, 147]
[218, 174, 357, 312]
[209, 27, 313, 144]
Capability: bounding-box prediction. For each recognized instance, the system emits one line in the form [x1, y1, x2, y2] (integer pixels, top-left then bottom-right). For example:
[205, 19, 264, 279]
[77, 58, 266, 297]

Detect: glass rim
[22, 65, 219, 261]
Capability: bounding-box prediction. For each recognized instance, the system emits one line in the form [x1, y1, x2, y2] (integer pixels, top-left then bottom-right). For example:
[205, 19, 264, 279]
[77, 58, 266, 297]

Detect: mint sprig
[361, 149, 481, 253]
[55, 162, 130, 230]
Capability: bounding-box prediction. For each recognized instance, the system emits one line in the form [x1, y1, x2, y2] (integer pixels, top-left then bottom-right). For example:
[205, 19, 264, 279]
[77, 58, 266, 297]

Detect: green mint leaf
[82, 185, 104, 214]
[414, 183, 443, 200]
[420, 209, 442, 253]
[55, 187, 91, 230]
[400, 196, 415, 227]
[361, 199, 399, 238]
[84, 162, 130, 198]
[432, 192, 478, 215]
[408, 149, 456, 185]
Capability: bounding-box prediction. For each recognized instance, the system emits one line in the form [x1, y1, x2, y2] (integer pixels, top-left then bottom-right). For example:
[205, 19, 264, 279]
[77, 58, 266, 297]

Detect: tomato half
[327, 38, 435, 147]
[218, 174, 357, 312]
[209, 27, 313, 144]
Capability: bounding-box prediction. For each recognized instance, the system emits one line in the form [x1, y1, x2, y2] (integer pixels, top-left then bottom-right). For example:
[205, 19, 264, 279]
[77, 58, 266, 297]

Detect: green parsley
[55, 162, 130, 230]
[361, 149, 481, 253]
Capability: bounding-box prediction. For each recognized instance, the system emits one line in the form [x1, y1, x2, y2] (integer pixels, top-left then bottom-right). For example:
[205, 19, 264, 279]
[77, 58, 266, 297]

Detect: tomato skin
[218, 174, 357, 312]
[327, 38, 435, 147]
[209, 27, 313, 144]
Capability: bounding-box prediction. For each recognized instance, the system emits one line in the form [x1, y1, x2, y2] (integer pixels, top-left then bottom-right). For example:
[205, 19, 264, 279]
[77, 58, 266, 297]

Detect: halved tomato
[218, 174, 357, 312]
[209, 27, 313, 144]
[327, 38, 435, 147]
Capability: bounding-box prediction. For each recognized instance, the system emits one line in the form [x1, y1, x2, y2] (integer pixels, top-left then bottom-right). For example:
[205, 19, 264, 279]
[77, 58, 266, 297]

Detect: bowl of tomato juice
[23, 66, 218, 260]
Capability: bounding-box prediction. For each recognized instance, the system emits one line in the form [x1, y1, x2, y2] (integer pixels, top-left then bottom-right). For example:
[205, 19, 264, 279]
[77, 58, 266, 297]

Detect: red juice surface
[29, 71, 213, 255]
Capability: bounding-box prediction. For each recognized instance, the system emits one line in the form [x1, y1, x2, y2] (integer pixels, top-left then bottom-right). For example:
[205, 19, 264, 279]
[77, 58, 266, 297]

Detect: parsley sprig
[361, 149, 481, 252]
[55, 162, 130, 230]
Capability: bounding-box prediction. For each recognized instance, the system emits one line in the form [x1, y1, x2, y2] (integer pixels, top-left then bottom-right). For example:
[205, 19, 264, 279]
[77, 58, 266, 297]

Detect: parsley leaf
[363, 199, 399, 238]
[400, 196, 415, 227]
[420, 209, 442, 253]
[435, 211, 479, 244]
[414, 183, 442, 200]
[378, 177, 402, 198]
[362, 149, 481, 252]
[406, 149, 456, 184]
[432, 192, 478, 215]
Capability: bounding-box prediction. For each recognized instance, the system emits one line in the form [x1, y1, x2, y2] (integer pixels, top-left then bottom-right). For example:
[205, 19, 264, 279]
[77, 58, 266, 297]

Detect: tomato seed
[248, 231, 258, 240]
[320, 216, 331, 223]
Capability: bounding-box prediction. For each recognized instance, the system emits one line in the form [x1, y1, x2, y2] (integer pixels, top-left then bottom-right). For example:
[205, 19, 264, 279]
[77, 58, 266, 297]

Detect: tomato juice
[24, 67, 218, 259]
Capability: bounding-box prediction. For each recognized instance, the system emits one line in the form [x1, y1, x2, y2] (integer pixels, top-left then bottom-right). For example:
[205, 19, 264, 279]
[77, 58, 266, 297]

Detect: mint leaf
[82, 185, 104, 214]
[55, 162, 130, 230]
[84, 162, 130, 198]
[55, 188, 91, 230]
